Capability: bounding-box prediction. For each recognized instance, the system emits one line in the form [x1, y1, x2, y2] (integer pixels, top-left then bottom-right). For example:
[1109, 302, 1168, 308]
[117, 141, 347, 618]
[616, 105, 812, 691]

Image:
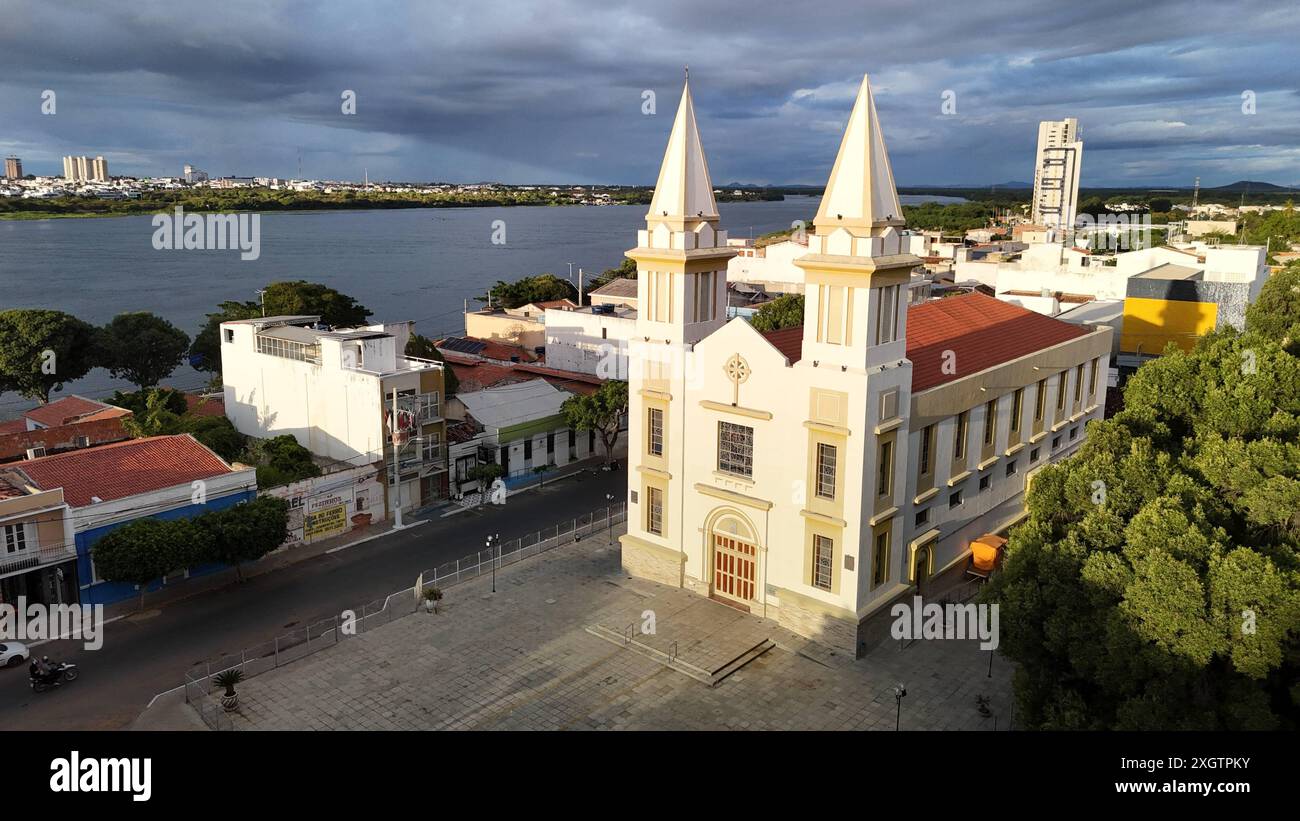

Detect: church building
[619, 75, 1113, 656]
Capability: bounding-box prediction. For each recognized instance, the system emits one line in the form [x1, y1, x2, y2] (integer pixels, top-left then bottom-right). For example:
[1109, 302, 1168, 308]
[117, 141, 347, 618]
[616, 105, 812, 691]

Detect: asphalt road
[0, 471, 624, 730]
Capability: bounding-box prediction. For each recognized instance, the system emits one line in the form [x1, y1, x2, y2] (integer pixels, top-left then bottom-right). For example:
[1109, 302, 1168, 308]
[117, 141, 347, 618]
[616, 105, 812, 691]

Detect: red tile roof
[906, 293, 1089, 391]
[23, 395, 123, 428]
[759, 326, 803, 364]
[184, 393, 226, 418]
[0, 420, 26, 436]
[759, 293, 1090, 393]
[13, 434, 238, 508]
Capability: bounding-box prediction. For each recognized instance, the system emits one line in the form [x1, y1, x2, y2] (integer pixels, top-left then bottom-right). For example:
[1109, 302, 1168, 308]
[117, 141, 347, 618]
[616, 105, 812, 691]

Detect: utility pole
[390, 385, 405, 529]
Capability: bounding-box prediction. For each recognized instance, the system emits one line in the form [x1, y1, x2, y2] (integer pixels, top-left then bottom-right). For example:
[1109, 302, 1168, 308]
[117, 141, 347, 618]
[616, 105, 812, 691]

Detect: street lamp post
[605, 493, 615, 541]
[893, 684, 907, 731]
[486, 534, 497, 593]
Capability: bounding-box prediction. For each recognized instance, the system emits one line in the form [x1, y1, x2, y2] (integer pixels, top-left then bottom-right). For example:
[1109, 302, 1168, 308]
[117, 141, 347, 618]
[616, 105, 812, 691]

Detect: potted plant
[213, 668, 245, 712]
[422, 585, 444, 614]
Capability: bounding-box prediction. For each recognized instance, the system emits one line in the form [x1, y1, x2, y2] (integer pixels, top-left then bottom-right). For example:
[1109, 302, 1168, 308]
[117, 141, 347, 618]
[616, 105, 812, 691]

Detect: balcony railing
[0, 542, 76, 575]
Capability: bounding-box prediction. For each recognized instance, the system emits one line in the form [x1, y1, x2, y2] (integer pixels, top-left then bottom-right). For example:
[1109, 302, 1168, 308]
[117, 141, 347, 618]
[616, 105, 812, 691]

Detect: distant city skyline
[2, 1, 1298, 188]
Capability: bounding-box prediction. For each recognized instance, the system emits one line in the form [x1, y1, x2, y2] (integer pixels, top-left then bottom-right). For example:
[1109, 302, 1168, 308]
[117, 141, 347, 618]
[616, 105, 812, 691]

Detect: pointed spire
[814, 74, 904, 234]
[647, 76, 719, 222]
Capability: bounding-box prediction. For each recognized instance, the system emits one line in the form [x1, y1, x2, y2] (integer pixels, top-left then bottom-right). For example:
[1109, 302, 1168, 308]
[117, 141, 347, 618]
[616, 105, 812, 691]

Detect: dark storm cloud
[1, 0, 1297, 186]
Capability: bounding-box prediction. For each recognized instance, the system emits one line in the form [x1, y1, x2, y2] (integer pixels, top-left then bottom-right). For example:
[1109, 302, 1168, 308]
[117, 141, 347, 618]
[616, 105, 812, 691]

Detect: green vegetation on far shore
[0, 185, 783, 220]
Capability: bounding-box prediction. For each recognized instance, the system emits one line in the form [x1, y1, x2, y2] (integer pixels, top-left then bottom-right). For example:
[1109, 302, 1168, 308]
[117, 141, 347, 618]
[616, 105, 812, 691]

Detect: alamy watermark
[0, 596, 105, 651]
[151, 206, 261, 260]
[890, 595, 999, 650]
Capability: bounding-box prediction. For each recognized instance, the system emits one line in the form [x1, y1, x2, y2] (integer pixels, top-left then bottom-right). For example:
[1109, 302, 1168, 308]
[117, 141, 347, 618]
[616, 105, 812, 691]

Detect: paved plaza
[218, 529, 1015, 731]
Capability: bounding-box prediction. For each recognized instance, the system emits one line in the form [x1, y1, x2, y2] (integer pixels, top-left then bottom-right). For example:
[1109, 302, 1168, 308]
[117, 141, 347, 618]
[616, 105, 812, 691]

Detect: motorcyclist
[33, 655, 58, 682]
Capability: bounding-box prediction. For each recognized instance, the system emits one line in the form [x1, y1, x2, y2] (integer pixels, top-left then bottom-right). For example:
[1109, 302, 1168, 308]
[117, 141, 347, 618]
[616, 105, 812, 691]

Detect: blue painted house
[4, 434, 257, 605]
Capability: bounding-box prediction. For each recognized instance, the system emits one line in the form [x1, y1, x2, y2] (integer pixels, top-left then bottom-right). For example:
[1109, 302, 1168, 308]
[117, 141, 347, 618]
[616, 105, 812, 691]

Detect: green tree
[1245, 262, 1300, 353]
[196, 496, 288, 581]
[406, 332, 458, 396]
[252, 434, 322, 488]
[585, 257, 638, 292]
[98, 312, 190, 389]
[121, 389, 184, 438]
[985, 327, 1300, 730]
[749, 294, 805, 332]
[90, 517, 211, 610]
[109, 387, 189, 417]
[561, 380, 628, 464]
[0, 309, 99, 403]
[480, 273, 577, 309]
[469, 462, 504, 505]
[190, 281, 373, 373]
[181, 416, 246, 462]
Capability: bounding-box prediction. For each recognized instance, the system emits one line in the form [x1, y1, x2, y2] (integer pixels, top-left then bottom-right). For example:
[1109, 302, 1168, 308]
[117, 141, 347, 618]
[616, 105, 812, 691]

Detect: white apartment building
[62, 155, 108, 182]
[1031, 118, 1082, 234]
[220, 315, 450, 513]
[620, 76, 1112, 656]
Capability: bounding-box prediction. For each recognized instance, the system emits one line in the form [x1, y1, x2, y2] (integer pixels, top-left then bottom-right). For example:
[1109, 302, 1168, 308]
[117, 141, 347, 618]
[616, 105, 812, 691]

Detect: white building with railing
[220, 315, 450, 513]
[0, 479, 77, 607]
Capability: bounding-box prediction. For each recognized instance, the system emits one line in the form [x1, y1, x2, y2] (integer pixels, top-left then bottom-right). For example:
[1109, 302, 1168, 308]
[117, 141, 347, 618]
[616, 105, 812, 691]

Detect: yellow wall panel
[1120, 297, 1217, 354]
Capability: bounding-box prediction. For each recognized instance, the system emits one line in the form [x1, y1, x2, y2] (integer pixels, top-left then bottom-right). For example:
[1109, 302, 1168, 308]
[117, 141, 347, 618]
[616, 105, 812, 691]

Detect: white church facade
[619, 75, 1113, 657]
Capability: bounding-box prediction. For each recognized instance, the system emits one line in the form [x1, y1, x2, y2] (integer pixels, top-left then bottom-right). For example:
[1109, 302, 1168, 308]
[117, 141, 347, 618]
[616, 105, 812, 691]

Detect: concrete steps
[585, 624, 773, 687]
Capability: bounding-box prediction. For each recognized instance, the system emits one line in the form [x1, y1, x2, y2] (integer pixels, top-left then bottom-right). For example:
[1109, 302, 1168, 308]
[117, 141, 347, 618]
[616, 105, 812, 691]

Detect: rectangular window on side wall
[646, 486, 663, 536]
[954, 412, 968, 460]
[871, 530, 890, 589]
[1011, 389, 1023, 433]
[1035, 378, 1047, 422]
[919, 424, 934, 476]
[812, 534, 833, 591]
[647, 407, 664, 457]
[815, 442, 837, 500]
[877, 440, 893, 497]
[983, 399, 996, 445]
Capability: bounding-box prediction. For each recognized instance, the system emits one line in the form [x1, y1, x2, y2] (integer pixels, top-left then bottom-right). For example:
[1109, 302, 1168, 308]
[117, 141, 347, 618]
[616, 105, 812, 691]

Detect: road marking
[325, 519, 430, 554]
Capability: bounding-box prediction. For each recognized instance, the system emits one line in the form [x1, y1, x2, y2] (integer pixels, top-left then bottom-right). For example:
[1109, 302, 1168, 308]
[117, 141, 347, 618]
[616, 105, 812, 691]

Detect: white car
[1, 641, 31, 668]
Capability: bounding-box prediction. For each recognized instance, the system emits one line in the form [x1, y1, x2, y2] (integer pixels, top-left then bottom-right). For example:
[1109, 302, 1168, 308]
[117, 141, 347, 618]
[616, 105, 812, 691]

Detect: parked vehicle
[0, 641, 30, 668]
[29, 660, 79, 693]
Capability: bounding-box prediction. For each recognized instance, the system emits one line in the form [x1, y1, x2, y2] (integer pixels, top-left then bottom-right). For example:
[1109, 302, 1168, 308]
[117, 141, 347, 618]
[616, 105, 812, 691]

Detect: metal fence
[183, 502, 626, 730]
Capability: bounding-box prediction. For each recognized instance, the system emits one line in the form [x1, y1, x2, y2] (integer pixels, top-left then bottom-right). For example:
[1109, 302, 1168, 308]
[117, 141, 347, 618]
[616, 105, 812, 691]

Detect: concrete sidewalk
[155, 526, 1014, 732]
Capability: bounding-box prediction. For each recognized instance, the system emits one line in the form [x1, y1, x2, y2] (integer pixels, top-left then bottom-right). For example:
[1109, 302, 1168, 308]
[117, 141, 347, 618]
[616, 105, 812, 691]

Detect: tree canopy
[585, 258, 637, 292]
[0, 309, 99, 403]
[985, 312, 1300, 729]
[252, 434, 323, 488]
[189, 281, 372, 373]
[197, 496, 288, 581]
[561, 380, 628, 463]
[406, 332, 458, 396]
[749, 294, 805, 332]
[98, 311, 190, 389]
[480, 273, 577, 309]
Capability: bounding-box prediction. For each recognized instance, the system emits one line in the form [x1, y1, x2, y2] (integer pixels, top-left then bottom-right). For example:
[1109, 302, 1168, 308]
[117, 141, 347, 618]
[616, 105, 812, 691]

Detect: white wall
[543, 309, 637, 377]
[221, 322, 388, 465]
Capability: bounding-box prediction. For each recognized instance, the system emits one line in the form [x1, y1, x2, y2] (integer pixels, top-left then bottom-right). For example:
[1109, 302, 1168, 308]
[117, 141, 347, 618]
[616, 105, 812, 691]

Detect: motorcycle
[29, 662, 79, 693]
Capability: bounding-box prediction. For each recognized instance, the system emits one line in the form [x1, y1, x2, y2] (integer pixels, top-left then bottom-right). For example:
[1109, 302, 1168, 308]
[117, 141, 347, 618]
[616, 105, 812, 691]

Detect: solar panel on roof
[441, 337, 487, 354]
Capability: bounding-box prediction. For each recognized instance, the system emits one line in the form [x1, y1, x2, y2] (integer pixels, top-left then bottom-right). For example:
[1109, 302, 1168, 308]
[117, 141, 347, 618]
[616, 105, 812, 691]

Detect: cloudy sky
[1, 0, 1298, 187]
